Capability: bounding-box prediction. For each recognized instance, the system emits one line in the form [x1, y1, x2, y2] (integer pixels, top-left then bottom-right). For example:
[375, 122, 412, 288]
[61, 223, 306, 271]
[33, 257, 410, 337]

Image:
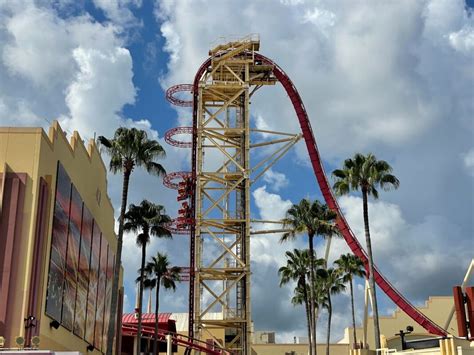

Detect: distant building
[341, 296, 459, 351]
[0, 122, 122, 354]
[252, 331, 275, 344]
[294, 337, 308, 344]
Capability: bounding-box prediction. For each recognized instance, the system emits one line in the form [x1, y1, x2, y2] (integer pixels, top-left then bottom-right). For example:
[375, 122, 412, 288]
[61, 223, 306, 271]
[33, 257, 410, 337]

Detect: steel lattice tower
[191, 36, 301, 354]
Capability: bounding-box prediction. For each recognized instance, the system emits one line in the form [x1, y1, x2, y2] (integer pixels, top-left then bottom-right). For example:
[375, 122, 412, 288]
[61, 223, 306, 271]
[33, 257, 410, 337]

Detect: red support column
[453, 286, 468, 338]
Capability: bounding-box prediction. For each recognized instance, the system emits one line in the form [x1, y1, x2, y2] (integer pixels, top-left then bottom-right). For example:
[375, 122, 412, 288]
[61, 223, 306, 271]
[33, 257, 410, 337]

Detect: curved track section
[163, 171, 192, 190]
[122, 324, 225, 354]
[165, 126, 193, 148]
[190, 55, 447, 337]
[166, 84, 193, 107]
[165, 218, 191, 235]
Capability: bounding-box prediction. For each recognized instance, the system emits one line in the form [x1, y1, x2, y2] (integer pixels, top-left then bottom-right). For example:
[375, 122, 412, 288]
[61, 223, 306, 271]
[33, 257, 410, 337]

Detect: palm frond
[145, 161, 166, 177]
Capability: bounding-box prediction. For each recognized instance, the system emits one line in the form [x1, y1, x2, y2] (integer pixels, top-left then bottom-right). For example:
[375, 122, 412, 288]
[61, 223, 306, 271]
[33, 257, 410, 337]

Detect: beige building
[343, 296, 458, 351]
[0, 122, 122, 354]
[249, 296, 471, 355]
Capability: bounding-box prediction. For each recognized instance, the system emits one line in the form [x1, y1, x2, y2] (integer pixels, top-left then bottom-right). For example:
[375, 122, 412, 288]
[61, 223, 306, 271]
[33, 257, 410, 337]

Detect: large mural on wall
[74, 205, 92, 338]
[45, 163, 71, 321]
[45, 162, 114, 351]
[85, 221, 101, 344]
[102, 250, 115, 350]
[62, 185, 82, 330]
[95, 238, 108, 350]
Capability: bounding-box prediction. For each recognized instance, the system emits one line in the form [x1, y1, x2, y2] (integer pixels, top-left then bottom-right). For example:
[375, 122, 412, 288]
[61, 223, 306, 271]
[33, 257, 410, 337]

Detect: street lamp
[395, 325, 414, 350]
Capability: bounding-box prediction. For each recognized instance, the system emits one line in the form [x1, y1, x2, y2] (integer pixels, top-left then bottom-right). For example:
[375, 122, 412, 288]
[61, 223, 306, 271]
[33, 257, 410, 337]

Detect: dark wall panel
[74, 205, 92, 337]
[102, 250, 115, 351]
[62, 185, 82, 330]
[85, 223, 101, 345]
[45, 163, 71, 321]
[94, 237, 108, 350]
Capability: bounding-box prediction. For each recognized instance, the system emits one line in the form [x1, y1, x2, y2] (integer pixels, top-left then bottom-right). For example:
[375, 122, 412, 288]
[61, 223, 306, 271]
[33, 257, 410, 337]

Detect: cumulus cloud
[463, 149, 474, 175]
[0, 1, 155, 140]
[60, 46, 136, 138]
[92, 0, 142, 28]
[161, 0, 472, 156]
[262, 169, 289, 192]
[303, 6, 336, 36]
[449, 25, 474, 53]
[337, 195, 471, 301]
[251, 186, 310, 337]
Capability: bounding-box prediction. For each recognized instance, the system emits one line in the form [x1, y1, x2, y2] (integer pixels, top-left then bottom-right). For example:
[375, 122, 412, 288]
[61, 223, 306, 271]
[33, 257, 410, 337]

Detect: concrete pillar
[166, 334, 172, 355]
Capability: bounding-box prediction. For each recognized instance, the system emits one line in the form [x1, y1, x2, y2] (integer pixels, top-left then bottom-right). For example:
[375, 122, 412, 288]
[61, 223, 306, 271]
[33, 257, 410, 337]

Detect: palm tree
[291, 285, 312, 350]
[142, 252, 181, 355]
[290, 257, 327, 355]
[332, 153, 399, 349]
[282, 199, 339, 354]
[279, 249, 312, 354]
[98, 127, 166, 355]
[335, 253, 366, 348]
[125, 200, 171, 355]
[318, 267, 346, 355]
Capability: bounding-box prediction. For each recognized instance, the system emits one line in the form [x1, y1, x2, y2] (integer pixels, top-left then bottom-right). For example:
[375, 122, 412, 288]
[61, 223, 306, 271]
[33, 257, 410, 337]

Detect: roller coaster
[161, 36, 447, 354]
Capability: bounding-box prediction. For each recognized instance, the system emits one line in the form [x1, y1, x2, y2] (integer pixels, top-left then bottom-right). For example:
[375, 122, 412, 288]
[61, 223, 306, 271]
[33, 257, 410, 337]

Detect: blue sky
[1, 0, 473, 342]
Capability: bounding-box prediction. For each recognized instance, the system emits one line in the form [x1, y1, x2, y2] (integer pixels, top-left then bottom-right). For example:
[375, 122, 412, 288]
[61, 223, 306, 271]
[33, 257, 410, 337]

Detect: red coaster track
[165, 126, 193, 148]
[185, 54, 447, 339]
[122, 323, 227, 354]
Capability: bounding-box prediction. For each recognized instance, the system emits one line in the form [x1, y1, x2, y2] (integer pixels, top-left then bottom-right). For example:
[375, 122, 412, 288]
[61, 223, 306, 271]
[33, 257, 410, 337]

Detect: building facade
[0, 122, 122, 354]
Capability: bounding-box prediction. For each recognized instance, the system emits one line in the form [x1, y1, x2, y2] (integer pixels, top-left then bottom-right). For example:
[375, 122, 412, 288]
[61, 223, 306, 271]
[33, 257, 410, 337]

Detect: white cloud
[253, 185, 292, 221]
[0, 1, 155, 140]
[156, 0, 472, 158]
[337, 195, 471, 300]
[303, 6, 336, 36]
[462, 149, 474, 176]
[252, 185, 296, 265]
[60, 46, 136, 138]
[160, 21, 181, 68]
[449, 25, 474, 53]
[2, 5, 76, 87]
[280, 0, 305, 6]
[262, 169, 289, 191]
[92, 0, 142, 28]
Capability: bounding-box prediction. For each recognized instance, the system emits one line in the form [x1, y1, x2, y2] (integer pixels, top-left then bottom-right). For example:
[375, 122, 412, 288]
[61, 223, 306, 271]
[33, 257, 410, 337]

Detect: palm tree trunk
[308, 233, 317, 355]
[136, 243, 147, 355]
[350, 277, 357, 348]
[362, 188, 381, 349]
[326, 293, 332, 355]
[302, 281, 313, 355]
[106, 169, 131, 355]
[153, 278, 161, 355]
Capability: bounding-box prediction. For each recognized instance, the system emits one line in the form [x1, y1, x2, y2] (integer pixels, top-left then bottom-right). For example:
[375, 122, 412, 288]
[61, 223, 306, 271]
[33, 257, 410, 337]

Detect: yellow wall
[0, 122, 120, 354]
[345, 296, 457, 351]
[251, 343, 349, 355]
[172, 328, 226, 355]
